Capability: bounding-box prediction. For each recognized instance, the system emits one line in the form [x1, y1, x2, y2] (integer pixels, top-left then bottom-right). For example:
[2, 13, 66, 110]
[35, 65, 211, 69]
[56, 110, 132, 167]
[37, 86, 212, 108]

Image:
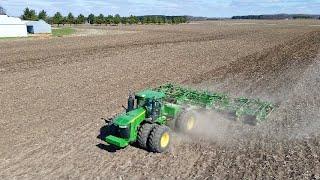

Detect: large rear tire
[148, 125, 171, 153]
[137, 123, 156, 149]
[176, 111, 196, 133]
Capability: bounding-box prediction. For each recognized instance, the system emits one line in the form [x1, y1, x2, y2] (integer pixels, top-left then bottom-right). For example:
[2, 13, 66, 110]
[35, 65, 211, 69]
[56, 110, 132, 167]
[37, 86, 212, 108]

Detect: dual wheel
[137, 111, 196, 153]
[137, 123, 171, 153]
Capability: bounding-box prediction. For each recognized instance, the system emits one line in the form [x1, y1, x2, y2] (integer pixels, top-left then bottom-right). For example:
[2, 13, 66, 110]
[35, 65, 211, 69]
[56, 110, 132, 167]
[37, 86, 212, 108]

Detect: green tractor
[101, 84, 275, 153]
[102, 89, 196, 153]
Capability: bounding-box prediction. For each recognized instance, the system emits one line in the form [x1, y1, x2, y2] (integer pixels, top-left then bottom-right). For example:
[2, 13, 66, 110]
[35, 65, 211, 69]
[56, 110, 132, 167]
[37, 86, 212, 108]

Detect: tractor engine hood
[113, 107, 146, 127]
[105, 107, 146, 147]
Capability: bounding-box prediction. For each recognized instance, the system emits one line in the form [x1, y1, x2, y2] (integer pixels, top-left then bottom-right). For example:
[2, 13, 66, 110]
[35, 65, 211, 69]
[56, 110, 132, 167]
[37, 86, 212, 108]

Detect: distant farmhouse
[0, 15, 52, 37]
[23, 20, 52, 34]
[0, 15, 27, 37]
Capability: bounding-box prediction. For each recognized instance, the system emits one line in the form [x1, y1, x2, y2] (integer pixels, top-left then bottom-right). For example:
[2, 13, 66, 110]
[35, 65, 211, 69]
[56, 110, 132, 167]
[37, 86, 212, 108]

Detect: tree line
[21, 8, 188, 25]
[232, 14, 320, 20]
[0, 6, 6, 15]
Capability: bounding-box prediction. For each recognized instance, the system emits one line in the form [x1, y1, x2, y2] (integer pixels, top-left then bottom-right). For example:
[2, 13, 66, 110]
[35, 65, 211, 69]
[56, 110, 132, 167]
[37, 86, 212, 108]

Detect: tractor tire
[137, 123, 156, 149]
[176, 111, 196, 133]
[148, 125, 171, 153]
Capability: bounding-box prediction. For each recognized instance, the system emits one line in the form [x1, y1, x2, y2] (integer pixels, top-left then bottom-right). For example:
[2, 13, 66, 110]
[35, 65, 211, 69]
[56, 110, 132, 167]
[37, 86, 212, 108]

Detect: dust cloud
[179, 109, 251, 146]
[179, 54, 320, 147]
[263, 55, 320, 140]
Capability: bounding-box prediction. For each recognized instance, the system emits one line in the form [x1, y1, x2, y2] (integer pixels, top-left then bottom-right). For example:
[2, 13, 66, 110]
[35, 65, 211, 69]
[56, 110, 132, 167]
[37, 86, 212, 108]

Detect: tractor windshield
[137, 98, 152, 107]
[137, 98, 145, 107]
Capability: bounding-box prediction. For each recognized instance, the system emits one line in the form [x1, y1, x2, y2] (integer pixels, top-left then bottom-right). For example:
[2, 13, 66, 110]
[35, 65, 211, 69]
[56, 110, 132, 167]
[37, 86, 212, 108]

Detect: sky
[0, 0, 319, 17]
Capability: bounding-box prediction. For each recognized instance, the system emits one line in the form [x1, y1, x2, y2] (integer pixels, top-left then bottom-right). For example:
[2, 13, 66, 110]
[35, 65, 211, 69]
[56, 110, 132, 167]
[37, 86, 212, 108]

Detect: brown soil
[0, 20, 320, 179]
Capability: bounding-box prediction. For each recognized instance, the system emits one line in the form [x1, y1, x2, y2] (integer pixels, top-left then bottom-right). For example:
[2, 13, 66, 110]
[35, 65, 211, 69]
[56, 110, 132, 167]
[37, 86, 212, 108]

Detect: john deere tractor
[103, 89, 195, 153]
[101, 84, 275, 153]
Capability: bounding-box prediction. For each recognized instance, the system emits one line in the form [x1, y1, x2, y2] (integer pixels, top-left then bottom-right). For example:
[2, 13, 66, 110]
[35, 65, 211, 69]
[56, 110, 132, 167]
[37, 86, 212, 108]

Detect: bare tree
[0, 6, 6, 15]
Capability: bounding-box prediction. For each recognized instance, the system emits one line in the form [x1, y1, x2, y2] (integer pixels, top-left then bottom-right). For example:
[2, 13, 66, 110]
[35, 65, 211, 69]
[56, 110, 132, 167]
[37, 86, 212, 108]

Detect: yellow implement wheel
[186, 116, 195, 130]
[176, 111, 197, 133]
[160, 132, 170, 148]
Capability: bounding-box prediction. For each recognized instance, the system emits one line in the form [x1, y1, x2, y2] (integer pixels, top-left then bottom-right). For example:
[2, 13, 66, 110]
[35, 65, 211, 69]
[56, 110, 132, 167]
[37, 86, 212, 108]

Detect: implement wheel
[137, 123, 156, 149]
[176, 111, 196, 133]
[148, 125, 171, 153]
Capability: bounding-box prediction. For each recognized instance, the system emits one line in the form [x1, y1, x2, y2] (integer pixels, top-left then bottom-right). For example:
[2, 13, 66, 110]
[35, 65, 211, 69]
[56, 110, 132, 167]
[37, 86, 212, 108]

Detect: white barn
[24, 20, 52, 34]
[0, 15, 27, 37]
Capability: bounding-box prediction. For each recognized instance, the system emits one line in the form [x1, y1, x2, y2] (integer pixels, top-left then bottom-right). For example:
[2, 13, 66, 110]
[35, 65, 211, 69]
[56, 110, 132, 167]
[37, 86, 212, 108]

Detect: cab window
[137, 98, 145, 107]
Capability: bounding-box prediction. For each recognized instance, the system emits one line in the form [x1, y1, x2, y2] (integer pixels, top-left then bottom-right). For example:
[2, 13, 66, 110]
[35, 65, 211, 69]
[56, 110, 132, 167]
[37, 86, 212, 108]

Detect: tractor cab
[134, 90, 165, 121]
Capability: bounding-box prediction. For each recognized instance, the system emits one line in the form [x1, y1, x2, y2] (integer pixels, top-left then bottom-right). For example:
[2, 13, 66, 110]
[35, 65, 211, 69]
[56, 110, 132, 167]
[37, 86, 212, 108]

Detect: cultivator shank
[156, 84, 275, 124]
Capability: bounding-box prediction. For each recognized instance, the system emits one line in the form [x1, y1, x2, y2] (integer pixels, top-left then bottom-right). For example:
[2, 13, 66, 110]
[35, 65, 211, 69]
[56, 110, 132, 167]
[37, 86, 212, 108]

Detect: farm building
[0, 15, 27, 37]
[24, 20, 52, 34]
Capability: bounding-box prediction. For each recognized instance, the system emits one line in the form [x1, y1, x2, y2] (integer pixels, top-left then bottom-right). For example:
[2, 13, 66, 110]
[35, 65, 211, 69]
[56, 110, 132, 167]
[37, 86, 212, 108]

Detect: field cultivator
[155, 83, 275, 124]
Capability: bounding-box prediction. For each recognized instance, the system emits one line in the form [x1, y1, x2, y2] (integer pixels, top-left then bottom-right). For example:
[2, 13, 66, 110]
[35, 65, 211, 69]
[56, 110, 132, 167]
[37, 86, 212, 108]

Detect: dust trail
[175, 109, 253, 146]
[179, 54, 320, 146]
[191, 110, 233, 143]
[262, 54, 320, 140]
[184, 31, 320, 145]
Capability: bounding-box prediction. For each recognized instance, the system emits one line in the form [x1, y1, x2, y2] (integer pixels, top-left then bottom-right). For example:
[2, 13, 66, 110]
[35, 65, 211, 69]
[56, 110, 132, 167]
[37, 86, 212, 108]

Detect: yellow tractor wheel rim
[187, 116, 195, 130]
[160, 132, 170, 148]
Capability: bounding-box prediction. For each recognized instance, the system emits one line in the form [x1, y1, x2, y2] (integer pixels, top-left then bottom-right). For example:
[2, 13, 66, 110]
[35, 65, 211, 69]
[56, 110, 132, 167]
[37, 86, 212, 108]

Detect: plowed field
[1, 20, 320, 179]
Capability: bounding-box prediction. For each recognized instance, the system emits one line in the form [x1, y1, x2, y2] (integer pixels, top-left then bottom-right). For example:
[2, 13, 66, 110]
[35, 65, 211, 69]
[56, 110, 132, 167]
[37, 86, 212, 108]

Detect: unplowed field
[1, 20, 320, 179]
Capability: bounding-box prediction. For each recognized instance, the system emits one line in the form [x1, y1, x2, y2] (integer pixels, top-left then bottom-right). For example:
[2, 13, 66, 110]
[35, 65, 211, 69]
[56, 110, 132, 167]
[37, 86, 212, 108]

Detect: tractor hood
[113, 107, 146, 127]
